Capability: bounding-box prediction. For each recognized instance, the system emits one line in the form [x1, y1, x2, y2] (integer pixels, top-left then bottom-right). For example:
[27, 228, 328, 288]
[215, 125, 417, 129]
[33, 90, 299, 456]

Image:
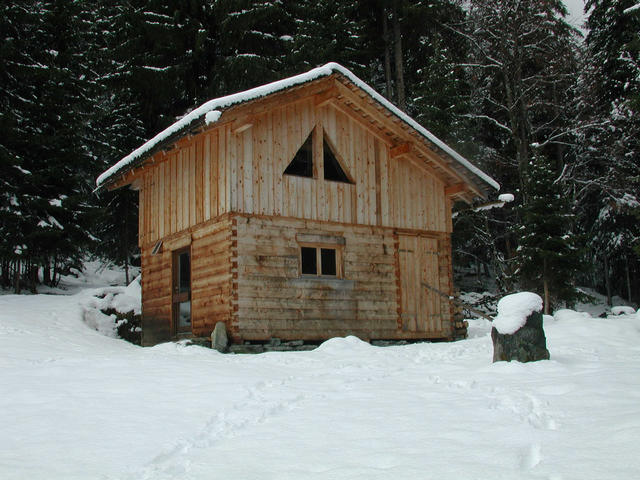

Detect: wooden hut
[97, 63, 499, 346]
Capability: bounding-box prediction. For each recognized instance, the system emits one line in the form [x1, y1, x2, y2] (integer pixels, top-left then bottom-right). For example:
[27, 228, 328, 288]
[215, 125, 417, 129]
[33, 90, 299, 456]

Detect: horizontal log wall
[190, 217, 233, 337]
[140, 242, 172, 346]
[140, 216, 232, 345]
[233, 214, 451, 341]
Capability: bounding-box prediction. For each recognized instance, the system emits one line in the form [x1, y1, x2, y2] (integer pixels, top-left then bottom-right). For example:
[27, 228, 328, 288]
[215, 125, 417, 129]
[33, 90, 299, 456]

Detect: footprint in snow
[521, 443, 542, 469]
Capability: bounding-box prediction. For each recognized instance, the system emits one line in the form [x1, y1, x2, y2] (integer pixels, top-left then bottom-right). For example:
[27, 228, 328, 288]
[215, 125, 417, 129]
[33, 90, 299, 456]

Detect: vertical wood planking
[242, 128, 253, 213]
[138, 176, 145, 246]
[189, 144, 196, 227]
[195, 138, 204, 225]
[265, 112, 274, 215]
[219, 126, 228, 214]
[230, 124, 238, 211]
[210, 130, 218, 217]
[273, 107, 283, 216]
[253, 116, 263, 214]
[135, 93, 457, 246]
[366, 130, 376, 225]
[203, 134, 211, 221]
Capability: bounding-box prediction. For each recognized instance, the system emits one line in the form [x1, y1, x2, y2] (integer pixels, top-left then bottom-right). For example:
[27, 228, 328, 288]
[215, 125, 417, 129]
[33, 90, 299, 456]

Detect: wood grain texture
[131, 80, 462, 344]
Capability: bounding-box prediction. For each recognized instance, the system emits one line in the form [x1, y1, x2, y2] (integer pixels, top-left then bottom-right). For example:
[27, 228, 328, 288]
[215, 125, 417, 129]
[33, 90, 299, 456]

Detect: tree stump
[491, 292, 550, 363]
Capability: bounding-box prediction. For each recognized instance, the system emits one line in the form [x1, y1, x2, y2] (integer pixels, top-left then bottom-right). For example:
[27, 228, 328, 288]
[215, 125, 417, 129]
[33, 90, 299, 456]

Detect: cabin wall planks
[233, 215, 402, 341]
[140, 216, 233, 346]
[132, 83, 459, 344]
[138, 97, 449, 248]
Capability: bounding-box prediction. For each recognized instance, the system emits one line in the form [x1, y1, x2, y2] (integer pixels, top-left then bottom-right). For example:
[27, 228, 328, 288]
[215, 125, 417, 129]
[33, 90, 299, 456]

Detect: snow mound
[110, 276, 141, 315]
[498, 193, 514, 203]
[315, 335, 372, 354]
[82, 307, 118, 338]
[554, 309, 592, 322]
[80, 277, 142, 338]
[611, 306, 635, 316]
[493, 292, 543, 334]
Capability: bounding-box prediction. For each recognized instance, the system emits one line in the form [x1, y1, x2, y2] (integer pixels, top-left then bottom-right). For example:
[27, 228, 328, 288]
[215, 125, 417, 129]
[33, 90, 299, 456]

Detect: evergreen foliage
[577, 0, 640, 303]
[0, 0, 637, 304]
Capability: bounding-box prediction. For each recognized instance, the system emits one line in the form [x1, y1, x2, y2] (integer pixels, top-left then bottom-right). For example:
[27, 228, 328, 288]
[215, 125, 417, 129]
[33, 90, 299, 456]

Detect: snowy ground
[1, 280, 639, 479]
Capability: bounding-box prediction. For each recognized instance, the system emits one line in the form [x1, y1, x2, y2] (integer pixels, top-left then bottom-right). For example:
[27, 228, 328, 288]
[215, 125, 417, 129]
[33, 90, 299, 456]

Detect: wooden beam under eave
[445, 183, 466, 196]
[232, 121, 253, 134]
[390, 143, 411, 158]
[411, 142, 484, 199]
[129, 178, 142, 191]
[334, 78, 489, 199]
[314, 85, 340, 107]
[324, 99, 394, 146]
[333, 80, 408, 141]
[108, 168, 144, 191]
[401, 151, 451, 187]
[221, 76, 336, 124]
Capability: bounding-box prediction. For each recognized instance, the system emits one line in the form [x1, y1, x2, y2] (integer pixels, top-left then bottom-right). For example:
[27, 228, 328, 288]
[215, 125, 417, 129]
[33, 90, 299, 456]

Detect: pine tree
[1, 0, 98, 291]
[577, 1, 640, 303]
[288, 0, 369, 77]
[213, 0, 297, 93]
[516, 155, 583, 311]
[451, 0, 582, 302]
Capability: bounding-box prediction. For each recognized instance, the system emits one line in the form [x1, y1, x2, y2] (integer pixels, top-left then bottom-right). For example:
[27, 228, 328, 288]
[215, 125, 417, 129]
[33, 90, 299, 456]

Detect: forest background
[1, 0, 638, 309]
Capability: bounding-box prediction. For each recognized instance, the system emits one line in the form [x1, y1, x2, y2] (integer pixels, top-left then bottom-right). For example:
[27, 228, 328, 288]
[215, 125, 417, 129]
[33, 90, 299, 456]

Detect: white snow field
[1, 289, 639, 479]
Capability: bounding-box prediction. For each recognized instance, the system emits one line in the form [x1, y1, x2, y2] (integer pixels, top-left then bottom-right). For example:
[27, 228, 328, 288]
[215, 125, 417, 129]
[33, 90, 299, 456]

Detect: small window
[301, 246, 317, 275]
[321, 248, 336, 276]
[323, 139, 351, 183]
[284, 134, 313, 177]
[283, 128, 353, 183]
[299, 244, 342, 278]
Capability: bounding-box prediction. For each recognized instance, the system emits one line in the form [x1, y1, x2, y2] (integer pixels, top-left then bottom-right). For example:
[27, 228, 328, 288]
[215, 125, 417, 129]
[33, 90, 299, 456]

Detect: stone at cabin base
[211, 322, 228, 353]
[491, 310, 550, 363]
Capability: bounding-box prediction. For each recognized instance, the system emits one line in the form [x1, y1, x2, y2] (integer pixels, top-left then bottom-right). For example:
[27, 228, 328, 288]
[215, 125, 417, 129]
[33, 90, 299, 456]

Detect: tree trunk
[543, 258, 550, 314]
[28, 261, 37, 294]
[392, 3, 405, 110]
[382, 7, 392, 100]
[13, 259, 21, 294]
[43, 261, 51, 286]
[625, 255, 632, 302]
[604, 255, 612, 306]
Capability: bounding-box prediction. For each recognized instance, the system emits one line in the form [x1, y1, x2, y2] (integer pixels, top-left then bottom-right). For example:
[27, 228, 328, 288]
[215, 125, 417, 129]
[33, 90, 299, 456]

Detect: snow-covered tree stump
[491, 292, 550, 363]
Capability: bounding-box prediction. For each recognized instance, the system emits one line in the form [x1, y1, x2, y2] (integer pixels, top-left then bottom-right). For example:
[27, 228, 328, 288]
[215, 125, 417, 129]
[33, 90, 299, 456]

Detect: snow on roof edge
[97, 63, 500, 192]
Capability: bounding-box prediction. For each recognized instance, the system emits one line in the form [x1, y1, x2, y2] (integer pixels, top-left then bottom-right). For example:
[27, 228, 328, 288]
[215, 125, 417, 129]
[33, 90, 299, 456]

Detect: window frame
[298, 242, 344, 278]
[283, 125, 353, 185]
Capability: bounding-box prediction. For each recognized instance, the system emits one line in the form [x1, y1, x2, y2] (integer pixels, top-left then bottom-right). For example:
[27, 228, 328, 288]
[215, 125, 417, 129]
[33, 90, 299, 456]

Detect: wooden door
[398, 234, 443, 334]
[172, 247, 192, 335]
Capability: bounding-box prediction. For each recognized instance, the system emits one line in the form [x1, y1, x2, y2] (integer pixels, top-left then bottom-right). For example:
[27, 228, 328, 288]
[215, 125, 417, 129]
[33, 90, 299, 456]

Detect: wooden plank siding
[233, 214, 403, 341]
[138, 97, 450, 248]
[134, 84, 458, 343]
[140, 216, 233, 346]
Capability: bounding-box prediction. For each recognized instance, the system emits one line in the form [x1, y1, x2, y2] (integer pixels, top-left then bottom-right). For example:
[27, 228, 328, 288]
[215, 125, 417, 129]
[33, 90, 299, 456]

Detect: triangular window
[284, 133, 313, 178]
[323, 138, 351, 183]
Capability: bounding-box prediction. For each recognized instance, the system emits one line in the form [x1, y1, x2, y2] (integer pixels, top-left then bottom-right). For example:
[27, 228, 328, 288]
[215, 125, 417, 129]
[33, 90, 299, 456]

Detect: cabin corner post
[438, 232, 455, 337]
[393, 231, 403, 332]
[229, 215, 241, 343]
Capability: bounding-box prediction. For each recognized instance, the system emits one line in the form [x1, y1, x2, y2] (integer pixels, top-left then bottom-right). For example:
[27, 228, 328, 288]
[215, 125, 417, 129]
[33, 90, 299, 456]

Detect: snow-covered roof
[96, 63, 500, 193]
